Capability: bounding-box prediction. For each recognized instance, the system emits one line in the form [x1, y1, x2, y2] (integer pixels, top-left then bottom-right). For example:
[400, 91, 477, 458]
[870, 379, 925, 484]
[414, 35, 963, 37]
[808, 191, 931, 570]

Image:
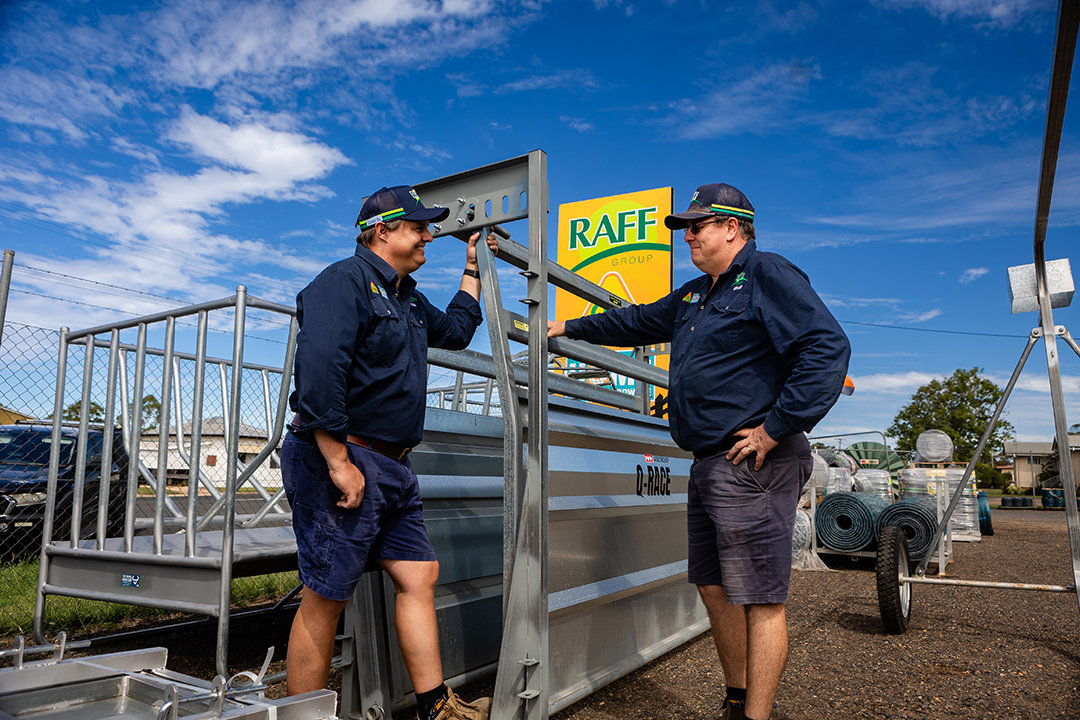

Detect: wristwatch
[463, 268, 480, 278]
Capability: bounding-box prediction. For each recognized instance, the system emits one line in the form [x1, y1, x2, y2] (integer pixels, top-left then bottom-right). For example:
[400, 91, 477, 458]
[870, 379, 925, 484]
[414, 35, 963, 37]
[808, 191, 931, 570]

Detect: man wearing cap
[549, 183, 849, 720]
[282, 185, 498, 720]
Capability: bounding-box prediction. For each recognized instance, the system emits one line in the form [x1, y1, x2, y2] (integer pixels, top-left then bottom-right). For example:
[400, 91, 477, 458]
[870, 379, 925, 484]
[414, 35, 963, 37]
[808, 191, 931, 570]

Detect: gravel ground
[71, 506, 1080, 719]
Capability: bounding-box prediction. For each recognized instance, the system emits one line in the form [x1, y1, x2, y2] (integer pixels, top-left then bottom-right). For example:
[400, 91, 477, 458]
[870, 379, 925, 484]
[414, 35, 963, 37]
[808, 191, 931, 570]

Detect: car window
[0, 432, 76, 466]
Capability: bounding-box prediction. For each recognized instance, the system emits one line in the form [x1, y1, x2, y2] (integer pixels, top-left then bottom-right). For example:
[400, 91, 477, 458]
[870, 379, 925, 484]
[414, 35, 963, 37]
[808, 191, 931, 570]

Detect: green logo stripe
[569, 242, 672, 273]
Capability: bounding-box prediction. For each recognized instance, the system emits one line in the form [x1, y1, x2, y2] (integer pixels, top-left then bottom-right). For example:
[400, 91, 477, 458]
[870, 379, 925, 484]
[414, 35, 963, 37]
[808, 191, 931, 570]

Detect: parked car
[0, 423, 129, 557]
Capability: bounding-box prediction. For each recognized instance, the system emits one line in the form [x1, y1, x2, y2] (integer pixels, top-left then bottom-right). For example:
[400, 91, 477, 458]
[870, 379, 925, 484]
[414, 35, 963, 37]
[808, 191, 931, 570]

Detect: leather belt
[347, 434, 412, 461]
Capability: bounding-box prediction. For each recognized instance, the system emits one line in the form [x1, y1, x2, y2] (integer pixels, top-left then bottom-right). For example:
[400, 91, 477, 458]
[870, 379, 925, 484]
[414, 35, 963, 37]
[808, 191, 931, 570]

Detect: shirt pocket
[408, 312, 428, 357]
[365, 301, 404, 364]
[702, 289, 751, 354]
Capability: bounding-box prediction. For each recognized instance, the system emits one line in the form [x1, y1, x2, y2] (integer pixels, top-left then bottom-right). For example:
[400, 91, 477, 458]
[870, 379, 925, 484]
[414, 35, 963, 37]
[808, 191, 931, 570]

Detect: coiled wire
[815, 492, 889, 552]
[876, 496, 939, 559]
[792, 509, 812, 558]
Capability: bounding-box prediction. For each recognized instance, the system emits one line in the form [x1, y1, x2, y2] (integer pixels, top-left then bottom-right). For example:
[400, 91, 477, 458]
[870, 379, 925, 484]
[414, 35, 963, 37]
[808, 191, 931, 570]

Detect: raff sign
[556, 188, 673, 402]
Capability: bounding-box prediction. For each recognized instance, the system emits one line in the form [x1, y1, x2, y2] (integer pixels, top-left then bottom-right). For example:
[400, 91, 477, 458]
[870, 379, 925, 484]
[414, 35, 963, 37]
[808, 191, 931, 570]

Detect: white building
[140, 416, 282, 491]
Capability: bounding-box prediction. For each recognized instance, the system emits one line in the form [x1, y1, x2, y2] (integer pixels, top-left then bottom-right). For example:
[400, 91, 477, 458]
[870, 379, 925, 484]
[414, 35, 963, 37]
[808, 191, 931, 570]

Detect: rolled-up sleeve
[425, 290, 483, 350]
[756, 259, 850, 440]
[290, 267, 367, 442]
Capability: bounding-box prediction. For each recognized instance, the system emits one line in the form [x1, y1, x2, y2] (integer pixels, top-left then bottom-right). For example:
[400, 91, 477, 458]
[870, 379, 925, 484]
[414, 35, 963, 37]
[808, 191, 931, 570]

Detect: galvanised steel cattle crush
[26, 150, 708, 719]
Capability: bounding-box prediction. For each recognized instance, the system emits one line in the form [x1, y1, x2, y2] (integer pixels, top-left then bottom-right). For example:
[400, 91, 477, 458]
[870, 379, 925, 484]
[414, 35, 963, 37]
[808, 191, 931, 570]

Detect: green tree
[60, 400, 105, 424]
[886, 367, 1014, 465]
[118, 394, 161, 431]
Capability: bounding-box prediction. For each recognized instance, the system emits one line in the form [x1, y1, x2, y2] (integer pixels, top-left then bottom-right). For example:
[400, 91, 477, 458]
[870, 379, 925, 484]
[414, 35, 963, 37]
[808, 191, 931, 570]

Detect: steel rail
[903, 576, 1075, 593]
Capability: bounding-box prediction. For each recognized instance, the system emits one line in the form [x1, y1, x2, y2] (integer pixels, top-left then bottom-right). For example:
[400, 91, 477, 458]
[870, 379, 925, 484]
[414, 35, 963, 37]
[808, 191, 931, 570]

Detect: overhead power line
[13, 262, 292, 329]
[10, 289, 288, 346]
[0, 201, 300, 302]
[839, 319, 1029, 339]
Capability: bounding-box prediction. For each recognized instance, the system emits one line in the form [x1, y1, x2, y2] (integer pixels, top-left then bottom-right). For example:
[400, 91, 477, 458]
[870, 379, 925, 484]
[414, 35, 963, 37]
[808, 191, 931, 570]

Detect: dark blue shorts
[281, 432, 436, 602]
[687, 433, 813, 605]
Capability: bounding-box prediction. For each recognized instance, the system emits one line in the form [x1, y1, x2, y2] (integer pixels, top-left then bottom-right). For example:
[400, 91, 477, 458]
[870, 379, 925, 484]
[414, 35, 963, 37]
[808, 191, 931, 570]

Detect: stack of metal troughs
[899, 468, 981, 541]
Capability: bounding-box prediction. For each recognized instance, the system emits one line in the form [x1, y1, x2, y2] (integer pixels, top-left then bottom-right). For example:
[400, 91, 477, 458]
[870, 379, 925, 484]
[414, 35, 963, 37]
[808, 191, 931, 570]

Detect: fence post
[0, 249, 15, 348]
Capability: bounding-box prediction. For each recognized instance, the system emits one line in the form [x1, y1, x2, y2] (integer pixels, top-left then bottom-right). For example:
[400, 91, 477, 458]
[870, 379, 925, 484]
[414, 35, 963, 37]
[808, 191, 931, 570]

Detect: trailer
[25, 150, 708, 719]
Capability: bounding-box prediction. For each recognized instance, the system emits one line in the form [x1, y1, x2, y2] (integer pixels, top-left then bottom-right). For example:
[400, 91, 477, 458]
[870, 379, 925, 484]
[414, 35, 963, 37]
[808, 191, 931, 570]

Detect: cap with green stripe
[355, 185, 450, 231]
[664, 183, 755, 230]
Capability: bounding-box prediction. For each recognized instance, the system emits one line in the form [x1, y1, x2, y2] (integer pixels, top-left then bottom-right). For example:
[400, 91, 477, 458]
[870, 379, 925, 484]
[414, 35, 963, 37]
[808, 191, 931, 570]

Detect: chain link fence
[0, 316, 298, 646]
[0, 300, 504, 646]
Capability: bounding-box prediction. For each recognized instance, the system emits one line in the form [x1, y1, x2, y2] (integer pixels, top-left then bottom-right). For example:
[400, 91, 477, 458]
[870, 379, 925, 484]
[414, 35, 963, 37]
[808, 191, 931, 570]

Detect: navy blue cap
[355, 185, 450, 229]
[665, 183, 755, 230]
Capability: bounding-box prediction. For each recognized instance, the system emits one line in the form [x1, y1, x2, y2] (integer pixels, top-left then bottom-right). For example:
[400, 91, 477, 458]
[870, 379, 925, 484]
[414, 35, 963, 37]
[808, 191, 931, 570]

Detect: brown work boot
[431, 687, 491, 720]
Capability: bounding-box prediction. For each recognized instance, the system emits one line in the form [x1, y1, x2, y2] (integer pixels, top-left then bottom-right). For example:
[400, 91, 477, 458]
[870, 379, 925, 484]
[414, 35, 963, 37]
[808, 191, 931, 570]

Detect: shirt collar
[727, 239, 756, 275]
[354, 243, 416, 295]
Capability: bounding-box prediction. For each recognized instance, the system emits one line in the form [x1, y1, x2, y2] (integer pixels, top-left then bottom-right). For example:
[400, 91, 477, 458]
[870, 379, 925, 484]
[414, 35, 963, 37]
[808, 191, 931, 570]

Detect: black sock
[416, 684, 449, 720]
[725, 686, 746, 706]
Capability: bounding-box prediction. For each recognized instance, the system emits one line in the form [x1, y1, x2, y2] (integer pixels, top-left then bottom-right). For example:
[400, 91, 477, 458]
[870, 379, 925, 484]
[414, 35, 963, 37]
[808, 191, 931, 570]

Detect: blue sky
[0, 0, 1078, 447]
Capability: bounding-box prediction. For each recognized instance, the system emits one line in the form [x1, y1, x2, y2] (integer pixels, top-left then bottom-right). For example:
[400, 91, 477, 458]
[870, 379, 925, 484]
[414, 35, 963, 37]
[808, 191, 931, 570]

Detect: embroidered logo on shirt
[370, 281, 389, 299]
[732, 272, 747, 288]
[682, 292, 701, 303]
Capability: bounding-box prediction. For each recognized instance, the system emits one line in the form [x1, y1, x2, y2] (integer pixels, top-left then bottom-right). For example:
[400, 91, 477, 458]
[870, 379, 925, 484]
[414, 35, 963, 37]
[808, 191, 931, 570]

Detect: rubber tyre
[876, 525, 913, 634]
[979, 511, 994, 536]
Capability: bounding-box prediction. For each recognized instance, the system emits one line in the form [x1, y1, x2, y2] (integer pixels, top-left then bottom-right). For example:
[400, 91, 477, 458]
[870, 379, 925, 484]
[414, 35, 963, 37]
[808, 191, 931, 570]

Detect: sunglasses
[686, 216, 731, 235]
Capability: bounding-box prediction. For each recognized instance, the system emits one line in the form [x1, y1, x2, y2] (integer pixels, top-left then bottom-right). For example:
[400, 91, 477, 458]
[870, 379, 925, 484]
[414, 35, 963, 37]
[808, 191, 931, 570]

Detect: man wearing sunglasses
[282, 185, 498, 720]
[549, 183, 849, 720]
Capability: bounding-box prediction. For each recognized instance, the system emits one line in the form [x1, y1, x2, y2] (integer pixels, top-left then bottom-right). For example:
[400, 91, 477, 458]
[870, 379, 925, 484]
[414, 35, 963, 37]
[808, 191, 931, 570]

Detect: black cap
[355, 185, 450, 229]
[664, 183, 755, 230]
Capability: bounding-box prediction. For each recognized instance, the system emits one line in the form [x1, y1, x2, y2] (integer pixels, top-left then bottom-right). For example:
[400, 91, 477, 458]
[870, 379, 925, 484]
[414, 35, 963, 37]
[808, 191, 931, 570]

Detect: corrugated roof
[1003, 441, 1054, 455]
[142, 416, 268, 438]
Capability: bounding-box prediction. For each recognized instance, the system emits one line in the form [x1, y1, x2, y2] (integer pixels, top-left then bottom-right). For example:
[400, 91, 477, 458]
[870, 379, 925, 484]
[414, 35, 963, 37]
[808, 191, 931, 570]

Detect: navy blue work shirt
[289, 243, 482, 448]
[564, 240, 850, 456]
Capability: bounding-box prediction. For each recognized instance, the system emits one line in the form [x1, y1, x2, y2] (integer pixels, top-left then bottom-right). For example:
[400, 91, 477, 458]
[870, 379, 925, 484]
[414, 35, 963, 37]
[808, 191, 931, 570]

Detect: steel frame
[902, 0, 1080, 605]
[412, 151, 678, 719]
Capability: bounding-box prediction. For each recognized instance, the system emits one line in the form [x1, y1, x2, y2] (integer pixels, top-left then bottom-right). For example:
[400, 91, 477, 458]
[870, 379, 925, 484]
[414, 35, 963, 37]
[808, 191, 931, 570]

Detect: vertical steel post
[124, 325, 148, 551]
[186, 311, 209, 555]
[216, 286, 248, 676]
[69, 336, 95, 546]
[154, 317, 176, 555]
[492, 149, 549, 720]
[0, 249, 13, 349]
[96, 330, 120, 548]
[34, 327, 69, 644]
[1031, 0, 1080, 612]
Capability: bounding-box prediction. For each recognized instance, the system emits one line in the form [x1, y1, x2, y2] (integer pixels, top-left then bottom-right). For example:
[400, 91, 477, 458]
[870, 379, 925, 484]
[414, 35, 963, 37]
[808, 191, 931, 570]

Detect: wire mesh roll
[827, 467, 852, 494]
[810, 452, 830, 494]
[815, 492, 889, 552]
[900, 468, 979, 539]
[876, 496, 938, 559]
[853, 469, 892, 497]
[792, 509, 812, 558]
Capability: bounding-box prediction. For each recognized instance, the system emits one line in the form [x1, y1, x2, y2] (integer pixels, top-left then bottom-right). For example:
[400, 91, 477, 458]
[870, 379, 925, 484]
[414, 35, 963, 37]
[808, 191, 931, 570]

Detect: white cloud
[560, 116, 595, 133]
[875, 0, 1049, 28]
[0, 66, 133, 141]
[898, 308, 943, 323]
[168, 109, 347, 178]
[149, 0, 497, 90]
[847, 370, 941, 393]
[960, 266, 990, 283]
[498, 69, 599, 94]
[672, 60, 820, 140]
[3, 109, 350, 315]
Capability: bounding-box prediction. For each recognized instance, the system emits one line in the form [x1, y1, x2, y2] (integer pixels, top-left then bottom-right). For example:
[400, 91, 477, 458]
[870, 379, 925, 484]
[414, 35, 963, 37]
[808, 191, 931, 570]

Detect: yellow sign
[556, 187, 673, 321]
[556, 188, 673, 413]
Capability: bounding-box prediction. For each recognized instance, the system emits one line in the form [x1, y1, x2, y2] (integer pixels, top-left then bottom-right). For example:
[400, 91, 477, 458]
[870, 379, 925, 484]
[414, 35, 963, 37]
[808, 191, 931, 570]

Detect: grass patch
[0, 558, 298, 642]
